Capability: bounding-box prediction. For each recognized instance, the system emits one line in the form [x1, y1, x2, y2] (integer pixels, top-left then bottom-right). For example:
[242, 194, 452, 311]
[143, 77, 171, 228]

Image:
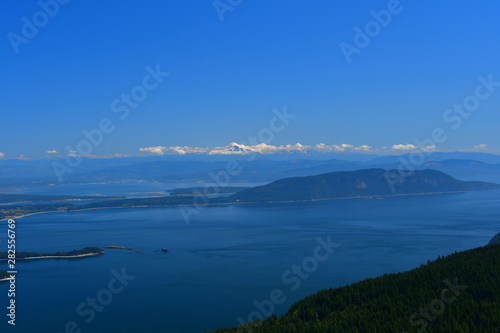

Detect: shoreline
[0, 252, 103, 261]
[0, 190, 482, 221]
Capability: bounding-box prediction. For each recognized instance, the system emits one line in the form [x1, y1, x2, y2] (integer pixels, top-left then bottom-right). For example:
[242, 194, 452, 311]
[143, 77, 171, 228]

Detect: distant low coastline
[2, 169, 499, 221]
[0, 247, 105, 261]
[0, 189, 479, 221]
[12, 252, 102, 260]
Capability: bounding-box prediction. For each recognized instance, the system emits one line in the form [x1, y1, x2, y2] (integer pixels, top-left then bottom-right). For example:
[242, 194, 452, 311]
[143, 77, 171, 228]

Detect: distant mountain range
[229, 169, 500, 203]
[1, 152, 500, 186]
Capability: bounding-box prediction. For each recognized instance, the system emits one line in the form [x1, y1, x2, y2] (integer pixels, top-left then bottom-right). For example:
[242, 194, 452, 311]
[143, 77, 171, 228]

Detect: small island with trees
[104, 245, 134, 250]
[0, 247, 105, 261]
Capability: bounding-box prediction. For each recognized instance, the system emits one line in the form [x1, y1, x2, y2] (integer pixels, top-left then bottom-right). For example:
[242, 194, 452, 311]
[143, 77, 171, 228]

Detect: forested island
[104, 245, 134, 250]
[228, 168, 500, 203]
[0, 247, 104, 260]
[1, 169, 498, 220]
[211, 242, 500, 332]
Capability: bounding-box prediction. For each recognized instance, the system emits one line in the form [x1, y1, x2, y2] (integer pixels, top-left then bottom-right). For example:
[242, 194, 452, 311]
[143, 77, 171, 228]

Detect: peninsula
[0, 247, 105, 261]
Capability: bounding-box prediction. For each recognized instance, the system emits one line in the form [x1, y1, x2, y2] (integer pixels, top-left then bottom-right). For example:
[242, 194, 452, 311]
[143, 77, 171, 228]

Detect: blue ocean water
[0, 188, 499, 333]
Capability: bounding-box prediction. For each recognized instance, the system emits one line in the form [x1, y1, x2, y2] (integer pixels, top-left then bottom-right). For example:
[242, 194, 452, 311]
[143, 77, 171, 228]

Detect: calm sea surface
[0, 184, 499, 333]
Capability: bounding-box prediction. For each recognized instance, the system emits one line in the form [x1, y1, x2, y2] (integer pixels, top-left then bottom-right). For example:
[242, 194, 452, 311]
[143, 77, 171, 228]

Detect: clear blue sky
[1, 0, 500, 159]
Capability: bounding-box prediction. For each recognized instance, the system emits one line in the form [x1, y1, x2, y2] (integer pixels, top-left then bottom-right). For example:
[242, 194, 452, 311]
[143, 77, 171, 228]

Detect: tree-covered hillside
[211, 243, 500, 332]
[489, 232, 500, 245]
[229, 169, 500, 203]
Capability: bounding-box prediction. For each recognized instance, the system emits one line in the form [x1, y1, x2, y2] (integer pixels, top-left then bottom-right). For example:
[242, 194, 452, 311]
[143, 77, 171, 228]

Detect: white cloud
[276, 143, 311, 153]
[314, 143, 372, 153]
[139, 146, 167, 155]
[315, 143, 328, 150]
[391, 144, 418, 151]
[354, 145, 372, 152]
[0, 153, 4, 158]
[314, 143, 354, 152]
[140, 142, 312, 156]
[421, 145, 437, 152]
[169, 146, 209, 154]
[252, 143, 279, 154]
[141, 142, 377, 156]
[82, 154, 131, 159]
[140, 146, 209, 155]
[46, 150, 58, 154]
[137, 142, 428, 156]
[474, 144, 488, 150]
[334, 144, 354, 152]
[459, 144, 490, 152]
